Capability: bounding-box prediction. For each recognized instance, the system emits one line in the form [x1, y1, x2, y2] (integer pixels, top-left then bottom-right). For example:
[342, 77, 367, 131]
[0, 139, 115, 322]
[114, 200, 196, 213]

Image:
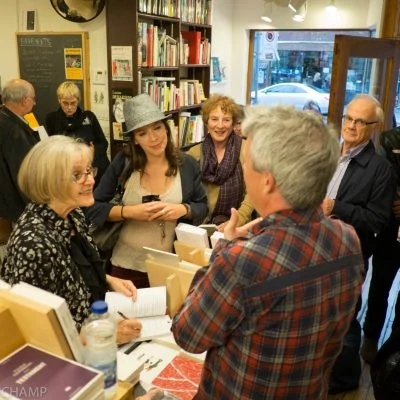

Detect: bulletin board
[16, 32, 90, 125]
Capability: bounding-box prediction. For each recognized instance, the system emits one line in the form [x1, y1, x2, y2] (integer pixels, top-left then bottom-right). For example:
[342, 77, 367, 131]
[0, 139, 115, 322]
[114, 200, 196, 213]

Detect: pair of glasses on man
[72, 167, 98, 183]
[342, 114, 378, 128]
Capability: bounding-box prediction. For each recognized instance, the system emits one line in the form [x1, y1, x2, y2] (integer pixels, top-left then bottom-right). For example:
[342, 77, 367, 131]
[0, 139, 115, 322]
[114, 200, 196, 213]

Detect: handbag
[91, 219, 124, 253]
[91, 158, 131, 254]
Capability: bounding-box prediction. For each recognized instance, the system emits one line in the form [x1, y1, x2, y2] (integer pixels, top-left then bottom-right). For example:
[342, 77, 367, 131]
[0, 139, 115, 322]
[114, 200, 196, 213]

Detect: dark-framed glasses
[72, 167, 98, 183]
[342, 114, 378, 128]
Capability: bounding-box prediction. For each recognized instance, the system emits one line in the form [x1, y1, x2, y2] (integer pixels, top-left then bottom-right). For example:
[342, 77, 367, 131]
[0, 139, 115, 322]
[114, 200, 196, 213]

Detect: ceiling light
[292, 1, 307, 22]
[261, 15, 272, 23]
[288, 1, 297, 12]
[261, 0, 273, 23]
[325, 0, 337, 13]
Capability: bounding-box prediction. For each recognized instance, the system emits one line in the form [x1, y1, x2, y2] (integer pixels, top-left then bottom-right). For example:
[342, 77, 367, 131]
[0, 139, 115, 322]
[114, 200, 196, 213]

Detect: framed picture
[211, 57, 222, 82]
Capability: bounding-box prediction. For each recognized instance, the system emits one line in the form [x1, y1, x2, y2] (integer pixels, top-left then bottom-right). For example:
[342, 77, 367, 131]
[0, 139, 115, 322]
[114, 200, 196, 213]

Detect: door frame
[329, 35, 400, 131]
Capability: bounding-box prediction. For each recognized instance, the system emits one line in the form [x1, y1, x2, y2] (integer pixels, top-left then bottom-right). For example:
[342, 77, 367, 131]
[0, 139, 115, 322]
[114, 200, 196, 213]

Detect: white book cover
[175, 223, 209, 249]
[10, 282, 84, 363]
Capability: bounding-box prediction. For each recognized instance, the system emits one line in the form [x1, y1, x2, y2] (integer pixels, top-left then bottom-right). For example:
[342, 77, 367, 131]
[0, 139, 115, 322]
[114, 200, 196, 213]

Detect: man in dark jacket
[361, 125, 400, 365]
[0, 79, 40, 222]
[321, 94, 395, 393]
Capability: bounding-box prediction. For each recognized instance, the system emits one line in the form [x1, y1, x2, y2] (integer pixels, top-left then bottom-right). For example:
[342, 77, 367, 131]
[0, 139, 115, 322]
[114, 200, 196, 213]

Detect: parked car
[251, 82, 330, 114]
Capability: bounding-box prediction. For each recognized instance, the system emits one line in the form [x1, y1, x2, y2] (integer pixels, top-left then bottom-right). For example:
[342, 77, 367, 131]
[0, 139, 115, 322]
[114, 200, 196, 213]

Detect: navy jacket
[332, 140, 395, 258]
[86, 151, 208, 227]
[0, 107, 40, 221]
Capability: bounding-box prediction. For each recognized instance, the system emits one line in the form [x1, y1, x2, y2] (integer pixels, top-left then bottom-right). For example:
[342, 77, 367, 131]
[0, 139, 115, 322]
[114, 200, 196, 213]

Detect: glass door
[329, 35, 400, 131]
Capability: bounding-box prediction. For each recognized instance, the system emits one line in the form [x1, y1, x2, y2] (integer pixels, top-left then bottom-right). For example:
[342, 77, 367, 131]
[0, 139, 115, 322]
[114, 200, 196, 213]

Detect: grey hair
[242, 105, 340, 210]
[351, 93, 384, 124]
[2, 79, 34, 103]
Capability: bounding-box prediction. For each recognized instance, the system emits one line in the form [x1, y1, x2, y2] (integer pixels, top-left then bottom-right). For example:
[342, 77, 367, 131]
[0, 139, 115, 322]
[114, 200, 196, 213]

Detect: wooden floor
[328, 265, 400, 400]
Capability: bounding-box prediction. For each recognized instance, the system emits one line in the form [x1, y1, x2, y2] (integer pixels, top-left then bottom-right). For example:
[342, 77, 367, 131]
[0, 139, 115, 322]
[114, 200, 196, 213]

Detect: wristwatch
[182, 203, 192, 219]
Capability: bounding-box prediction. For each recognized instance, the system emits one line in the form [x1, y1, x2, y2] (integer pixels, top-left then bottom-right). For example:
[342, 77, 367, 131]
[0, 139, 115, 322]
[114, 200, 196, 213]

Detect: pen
[117, 310, 128, 320]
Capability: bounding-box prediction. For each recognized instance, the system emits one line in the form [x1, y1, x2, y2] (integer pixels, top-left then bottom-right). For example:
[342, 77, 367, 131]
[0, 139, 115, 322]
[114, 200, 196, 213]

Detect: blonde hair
[57, 81, 80, 101]
[18, 136, 92, 204]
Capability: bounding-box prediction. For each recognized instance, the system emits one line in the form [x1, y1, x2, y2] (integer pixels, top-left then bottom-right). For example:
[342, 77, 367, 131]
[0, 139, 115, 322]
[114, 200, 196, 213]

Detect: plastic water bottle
[84, 300, 117, 399]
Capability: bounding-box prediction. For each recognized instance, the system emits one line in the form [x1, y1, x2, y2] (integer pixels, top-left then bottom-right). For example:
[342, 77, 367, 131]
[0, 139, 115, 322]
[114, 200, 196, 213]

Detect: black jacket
[332, 140, 395, 258]
[0, 107, 40, 221]
[45, 107, 110, 184]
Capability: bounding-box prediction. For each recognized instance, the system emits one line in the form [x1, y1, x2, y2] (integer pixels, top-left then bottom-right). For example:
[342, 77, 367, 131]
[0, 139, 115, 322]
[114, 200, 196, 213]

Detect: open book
[105, 286, 172, 342]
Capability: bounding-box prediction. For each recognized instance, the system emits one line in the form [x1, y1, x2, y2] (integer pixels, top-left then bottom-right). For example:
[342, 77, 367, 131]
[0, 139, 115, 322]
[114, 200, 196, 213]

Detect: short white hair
[242, 105, 340, 210]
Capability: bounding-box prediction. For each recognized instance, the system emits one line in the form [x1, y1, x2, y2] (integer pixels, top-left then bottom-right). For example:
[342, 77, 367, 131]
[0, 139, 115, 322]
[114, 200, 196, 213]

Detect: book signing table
[0, 230, 213, 400]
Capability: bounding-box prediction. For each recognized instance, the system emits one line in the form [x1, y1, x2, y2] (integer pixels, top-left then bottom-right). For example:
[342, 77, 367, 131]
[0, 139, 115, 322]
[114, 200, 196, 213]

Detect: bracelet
[182, 203, 192, 219]
[120, 205, 126, 220]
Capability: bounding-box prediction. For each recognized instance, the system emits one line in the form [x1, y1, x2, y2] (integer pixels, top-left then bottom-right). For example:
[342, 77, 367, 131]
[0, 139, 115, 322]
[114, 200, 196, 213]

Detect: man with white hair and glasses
[322, 94, 395, 393]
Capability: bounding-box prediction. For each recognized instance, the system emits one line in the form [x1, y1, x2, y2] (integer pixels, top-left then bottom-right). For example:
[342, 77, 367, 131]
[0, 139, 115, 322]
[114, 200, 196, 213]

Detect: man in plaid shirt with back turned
[172, 105, 364, 399]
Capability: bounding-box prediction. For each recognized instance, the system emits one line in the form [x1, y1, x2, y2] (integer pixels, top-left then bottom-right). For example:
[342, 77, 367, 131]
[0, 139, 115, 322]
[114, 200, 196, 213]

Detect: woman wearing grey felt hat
[122, 93, 171, 134]
[86, 93, 208, 288]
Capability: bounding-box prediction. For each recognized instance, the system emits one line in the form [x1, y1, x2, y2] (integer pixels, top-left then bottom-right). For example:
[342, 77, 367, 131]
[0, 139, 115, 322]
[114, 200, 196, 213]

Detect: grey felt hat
[123, 93, 171, 135]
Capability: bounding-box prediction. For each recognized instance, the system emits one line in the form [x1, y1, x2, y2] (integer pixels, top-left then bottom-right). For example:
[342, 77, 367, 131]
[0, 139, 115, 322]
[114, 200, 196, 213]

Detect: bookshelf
[105, 0, 212, 158]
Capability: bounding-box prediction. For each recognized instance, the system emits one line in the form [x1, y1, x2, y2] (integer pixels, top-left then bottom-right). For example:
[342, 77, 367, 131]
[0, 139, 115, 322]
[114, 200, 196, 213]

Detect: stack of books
[0, 344, 104, 400]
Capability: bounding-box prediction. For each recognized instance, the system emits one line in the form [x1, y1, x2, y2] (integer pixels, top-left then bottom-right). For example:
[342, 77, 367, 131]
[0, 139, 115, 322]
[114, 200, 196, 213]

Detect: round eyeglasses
[72, 167, 98, 184]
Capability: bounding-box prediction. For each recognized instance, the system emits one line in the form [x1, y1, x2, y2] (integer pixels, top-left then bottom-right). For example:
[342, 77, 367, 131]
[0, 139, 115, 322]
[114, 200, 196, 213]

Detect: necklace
[158, 221, 166, 240]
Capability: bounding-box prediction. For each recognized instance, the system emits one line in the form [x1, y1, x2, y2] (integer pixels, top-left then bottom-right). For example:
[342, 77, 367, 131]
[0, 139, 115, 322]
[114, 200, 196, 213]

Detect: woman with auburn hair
[188, 94, 248, 226]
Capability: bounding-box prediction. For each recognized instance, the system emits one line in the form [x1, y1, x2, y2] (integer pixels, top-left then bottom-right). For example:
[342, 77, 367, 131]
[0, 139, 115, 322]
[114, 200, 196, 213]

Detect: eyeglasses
[61, 100, 78, 108]
[72, 167, 98, 184]
[342, 114, 378, 128]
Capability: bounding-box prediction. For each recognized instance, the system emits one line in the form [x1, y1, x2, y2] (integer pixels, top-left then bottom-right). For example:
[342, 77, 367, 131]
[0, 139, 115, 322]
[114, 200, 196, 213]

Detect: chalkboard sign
[16, 32, 90, 125]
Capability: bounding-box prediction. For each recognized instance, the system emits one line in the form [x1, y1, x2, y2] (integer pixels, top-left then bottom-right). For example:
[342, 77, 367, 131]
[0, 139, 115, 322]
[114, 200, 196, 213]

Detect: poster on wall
[64, 48, 83, 80]
[111, 46, 133, 81]
[111, 88, 134, 140]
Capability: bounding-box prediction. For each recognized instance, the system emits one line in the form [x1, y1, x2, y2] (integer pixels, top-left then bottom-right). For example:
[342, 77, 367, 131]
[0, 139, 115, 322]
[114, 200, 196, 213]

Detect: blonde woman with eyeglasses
[0, 136, 143, 344]
[45, 81, 110, 187]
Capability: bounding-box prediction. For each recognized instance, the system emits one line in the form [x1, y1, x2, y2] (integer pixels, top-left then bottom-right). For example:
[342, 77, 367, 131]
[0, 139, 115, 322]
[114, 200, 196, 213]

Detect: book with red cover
[0, 344, 103, 399]
[151, 355, 203, 400]
[181, 31, 201, 64]
[147, 25, 154, 68]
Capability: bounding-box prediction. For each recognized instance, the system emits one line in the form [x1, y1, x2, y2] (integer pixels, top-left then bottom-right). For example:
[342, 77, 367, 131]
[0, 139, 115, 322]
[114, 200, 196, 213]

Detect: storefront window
[249, 30, 371, 115]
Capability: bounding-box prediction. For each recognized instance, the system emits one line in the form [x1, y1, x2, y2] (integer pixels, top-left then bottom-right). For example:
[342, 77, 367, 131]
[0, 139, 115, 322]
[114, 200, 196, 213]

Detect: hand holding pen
[116, 310, 142, 344]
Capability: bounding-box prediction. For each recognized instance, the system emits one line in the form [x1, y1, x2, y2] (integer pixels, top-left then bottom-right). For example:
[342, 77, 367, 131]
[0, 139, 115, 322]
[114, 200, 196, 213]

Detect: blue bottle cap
[91, 300, 108, 314]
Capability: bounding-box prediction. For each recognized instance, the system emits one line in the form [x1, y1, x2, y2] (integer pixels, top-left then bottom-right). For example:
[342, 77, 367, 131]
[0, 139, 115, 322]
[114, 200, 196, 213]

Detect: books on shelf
[138, 0, 181, 18]
[181, 0, 212, 25]
[0, 344, 104, 400]
[141, 76, 177, 112]
[181, 31, 201, 64]
[105, 287, 172, 342]
[179, 112, 204, 147]
[0, 282, 83, 363]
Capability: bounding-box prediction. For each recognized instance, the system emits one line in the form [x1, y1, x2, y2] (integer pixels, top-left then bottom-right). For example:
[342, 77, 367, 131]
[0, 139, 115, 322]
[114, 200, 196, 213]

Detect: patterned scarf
[202, 133, 244, 224]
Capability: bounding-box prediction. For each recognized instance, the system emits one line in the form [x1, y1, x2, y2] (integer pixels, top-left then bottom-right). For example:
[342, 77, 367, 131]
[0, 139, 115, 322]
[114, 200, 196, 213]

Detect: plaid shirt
[172, 208, 364, 399]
